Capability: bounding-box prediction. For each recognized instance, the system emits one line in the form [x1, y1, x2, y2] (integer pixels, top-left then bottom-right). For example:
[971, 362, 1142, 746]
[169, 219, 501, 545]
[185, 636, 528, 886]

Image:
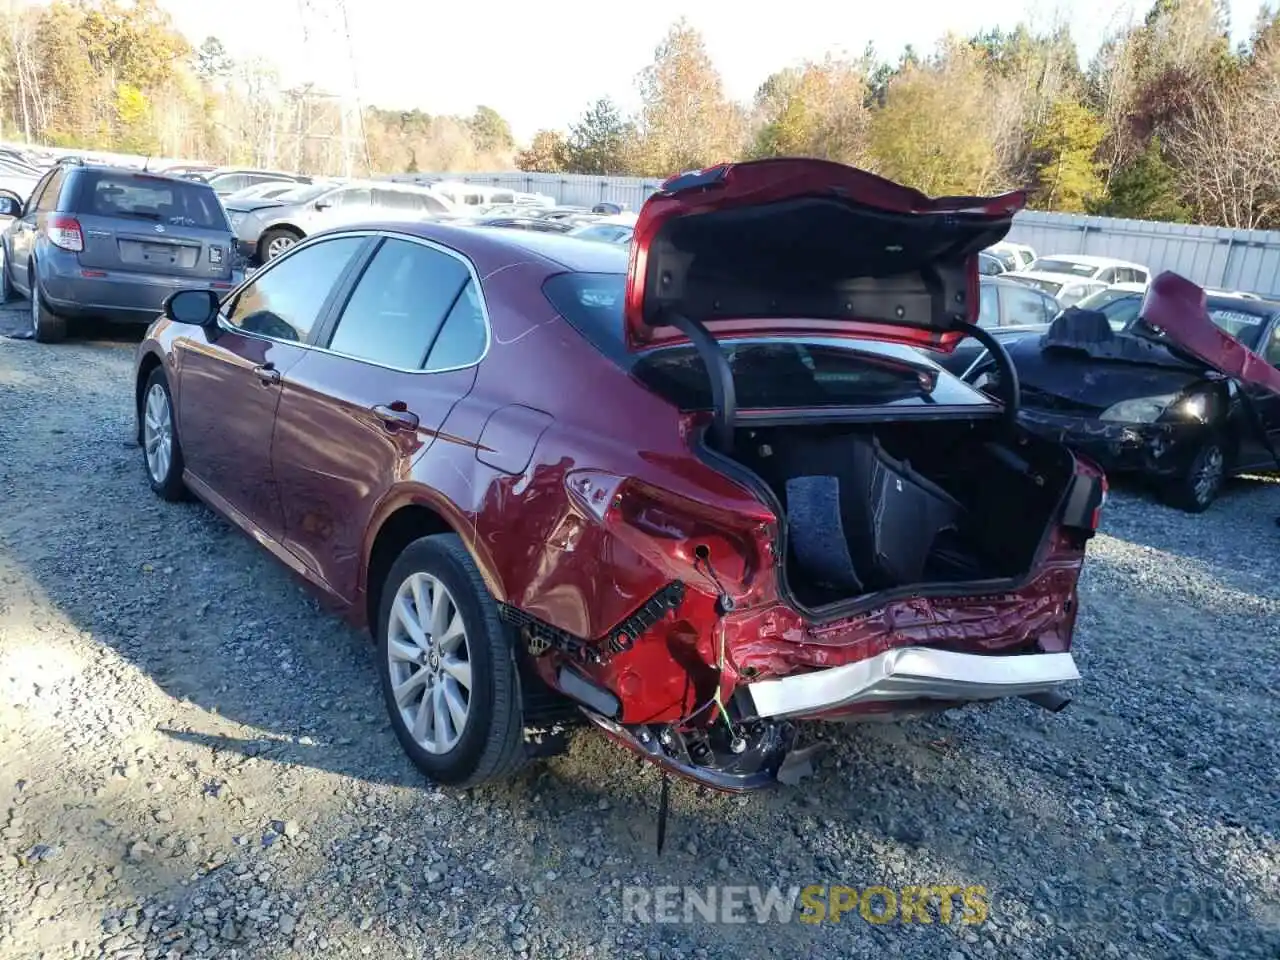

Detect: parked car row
[960, 282, 1280, 511]
[0, 154, 646, 340]
[223, 178, 457, 265]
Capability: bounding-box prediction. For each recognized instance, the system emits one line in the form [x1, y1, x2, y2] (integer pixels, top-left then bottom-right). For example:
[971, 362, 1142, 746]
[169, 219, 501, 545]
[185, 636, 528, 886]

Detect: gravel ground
[0, 307, 1277, 960]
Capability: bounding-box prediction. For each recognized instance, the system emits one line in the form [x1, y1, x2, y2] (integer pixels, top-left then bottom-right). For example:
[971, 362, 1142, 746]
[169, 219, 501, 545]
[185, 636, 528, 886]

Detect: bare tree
[1167, 78, 1280, 229]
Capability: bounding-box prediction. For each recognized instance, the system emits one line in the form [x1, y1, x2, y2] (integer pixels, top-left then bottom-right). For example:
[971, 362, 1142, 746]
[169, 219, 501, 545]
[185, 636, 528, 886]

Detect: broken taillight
[1091, 475, 1109, 531]
[1060, 470, 1107, 535]
[566, 471, 771, 594]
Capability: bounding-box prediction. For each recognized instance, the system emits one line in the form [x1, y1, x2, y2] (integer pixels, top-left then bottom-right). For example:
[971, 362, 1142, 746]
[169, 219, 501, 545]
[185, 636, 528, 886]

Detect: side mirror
[0, 190, 22, 219]
[314, 199, 331, 211]
[163, 289, 221, 328]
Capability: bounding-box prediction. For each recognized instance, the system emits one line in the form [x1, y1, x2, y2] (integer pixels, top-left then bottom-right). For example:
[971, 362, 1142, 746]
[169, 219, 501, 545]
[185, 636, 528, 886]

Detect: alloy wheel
[386, 572, 473, 755]
[266, 235, 296, 260]
[143, 382, 174, 484]
[1193, 445, 1224, 506]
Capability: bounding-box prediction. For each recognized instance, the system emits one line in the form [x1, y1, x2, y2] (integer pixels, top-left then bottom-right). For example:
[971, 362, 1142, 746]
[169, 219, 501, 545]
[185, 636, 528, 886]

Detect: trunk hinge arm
[657, 309, 737, 453]
[949, 319, 1021, 428]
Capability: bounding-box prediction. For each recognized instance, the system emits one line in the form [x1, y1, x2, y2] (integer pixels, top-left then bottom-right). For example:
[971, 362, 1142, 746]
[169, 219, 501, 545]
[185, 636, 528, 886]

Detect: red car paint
[133, 159, 1100, 790]
[1142, 270, 1280, 395]
[626, 158, 1027, 352]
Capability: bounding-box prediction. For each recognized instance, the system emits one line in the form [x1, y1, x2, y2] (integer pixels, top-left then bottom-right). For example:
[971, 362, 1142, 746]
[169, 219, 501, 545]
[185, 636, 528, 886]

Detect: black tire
[0, 247, 12, 304]
[377, 534, 526, 788]
[29, 266, 66, 343]
[1161, 436, 1226, 513]
[141, 367, 188, 501]
[258, 227, 302, 263]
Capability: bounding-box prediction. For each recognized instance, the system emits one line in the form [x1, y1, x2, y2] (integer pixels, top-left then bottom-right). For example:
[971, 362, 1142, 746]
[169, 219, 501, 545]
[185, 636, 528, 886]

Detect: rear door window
[224, 235, 367, 342]
[33, 168, 66, 214]
[209, 174, 248, 194]
[371, 189, 428, 215]
[425, 279, 488, 370]
[77, 172, 228, 230]
[1000, 285, 1053, 326]
[977, 283, 999, 327]
[325, 238, 471, 368]
[330, 188, 371, 210]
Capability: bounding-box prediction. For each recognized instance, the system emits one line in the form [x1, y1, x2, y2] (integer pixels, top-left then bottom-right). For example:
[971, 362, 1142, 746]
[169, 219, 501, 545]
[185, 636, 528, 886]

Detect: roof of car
[1206, 292, 1280, 312]
[318, 220, 632, 273]
[1034, 254, 1147, 270]
[1007, 270, 1074, 285]
[72, 165, 212, 186]
[983, 274, 1053, 290]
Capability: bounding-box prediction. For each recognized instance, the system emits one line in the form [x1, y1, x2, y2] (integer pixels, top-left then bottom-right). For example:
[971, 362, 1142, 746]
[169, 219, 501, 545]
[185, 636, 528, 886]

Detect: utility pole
[295, 0, 369, 176]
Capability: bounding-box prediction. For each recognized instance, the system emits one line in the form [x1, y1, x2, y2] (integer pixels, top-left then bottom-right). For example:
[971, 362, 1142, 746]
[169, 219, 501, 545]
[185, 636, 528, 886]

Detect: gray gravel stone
[0, 310, 1277, 960]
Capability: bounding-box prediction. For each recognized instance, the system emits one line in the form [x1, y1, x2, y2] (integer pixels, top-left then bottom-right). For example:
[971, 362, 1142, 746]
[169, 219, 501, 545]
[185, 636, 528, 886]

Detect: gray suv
[0, 161, 237, 343]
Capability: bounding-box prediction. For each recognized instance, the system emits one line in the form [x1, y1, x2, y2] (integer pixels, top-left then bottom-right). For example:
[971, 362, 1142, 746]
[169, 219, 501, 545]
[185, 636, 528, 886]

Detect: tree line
[523, 1, 1280, 230]
[0, 0, 1277, 230]
[0, 0, 520, 176]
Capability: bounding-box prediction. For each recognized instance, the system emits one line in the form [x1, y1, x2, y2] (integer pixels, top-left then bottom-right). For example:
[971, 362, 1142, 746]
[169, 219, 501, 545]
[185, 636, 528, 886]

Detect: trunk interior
[727, 419, 1078, 609]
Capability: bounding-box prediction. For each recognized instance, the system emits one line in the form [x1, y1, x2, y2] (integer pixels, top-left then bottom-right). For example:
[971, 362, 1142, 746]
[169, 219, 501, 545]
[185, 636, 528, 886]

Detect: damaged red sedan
[133, 159, 1106, 791]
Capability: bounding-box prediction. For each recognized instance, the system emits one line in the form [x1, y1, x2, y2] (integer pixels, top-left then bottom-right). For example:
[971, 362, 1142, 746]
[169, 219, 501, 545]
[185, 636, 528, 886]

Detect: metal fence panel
[15, 142, 1274, 296]
[419, 173, 1280, 298]
[1004, 211, 1280, 297]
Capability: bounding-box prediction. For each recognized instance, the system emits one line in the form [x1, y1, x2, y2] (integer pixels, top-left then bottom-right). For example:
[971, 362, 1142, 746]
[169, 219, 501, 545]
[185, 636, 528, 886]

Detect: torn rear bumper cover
[746, 647, 1081, 720]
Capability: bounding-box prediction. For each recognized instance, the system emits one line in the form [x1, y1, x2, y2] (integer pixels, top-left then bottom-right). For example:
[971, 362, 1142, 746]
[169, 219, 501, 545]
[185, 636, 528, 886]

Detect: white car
[1005, 270, 1109, 308]
[986, 241, 1037, 271]
[1020, 254, 1150, 288]
[1009, 255, 1150, 309]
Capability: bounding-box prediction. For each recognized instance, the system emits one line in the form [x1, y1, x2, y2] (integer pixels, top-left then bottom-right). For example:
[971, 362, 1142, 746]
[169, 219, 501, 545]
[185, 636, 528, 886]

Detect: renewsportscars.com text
[622, 885, 989, 925]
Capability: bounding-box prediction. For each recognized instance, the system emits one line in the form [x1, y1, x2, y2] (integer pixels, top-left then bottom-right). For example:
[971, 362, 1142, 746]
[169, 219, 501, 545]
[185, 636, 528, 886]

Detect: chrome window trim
[215, 228, 493, 375]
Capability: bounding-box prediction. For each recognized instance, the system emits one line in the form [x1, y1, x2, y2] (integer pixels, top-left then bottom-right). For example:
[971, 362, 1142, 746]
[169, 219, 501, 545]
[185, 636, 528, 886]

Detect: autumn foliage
[1, 2, 1278, 228]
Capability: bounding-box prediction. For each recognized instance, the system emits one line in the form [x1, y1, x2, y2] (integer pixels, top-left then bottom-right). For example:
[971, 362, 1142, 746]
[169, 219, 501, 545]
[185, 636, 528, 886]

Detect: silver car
[226, 181, 456, 264]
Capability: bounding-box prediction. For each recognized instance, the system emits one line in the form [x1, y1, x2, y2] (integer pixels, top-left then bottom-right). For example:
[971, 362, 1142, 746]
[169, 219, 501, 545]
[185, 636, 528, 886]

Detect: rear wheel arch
[363, 500, 503, 635]
[257, 224, 304, 261]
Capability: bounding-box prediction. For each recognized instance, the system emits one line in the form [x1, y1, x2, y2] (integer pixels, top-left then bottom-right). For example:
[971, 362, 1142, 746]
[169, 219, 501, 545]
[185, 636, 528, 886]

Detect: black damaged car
[972, 291, 1280, 512]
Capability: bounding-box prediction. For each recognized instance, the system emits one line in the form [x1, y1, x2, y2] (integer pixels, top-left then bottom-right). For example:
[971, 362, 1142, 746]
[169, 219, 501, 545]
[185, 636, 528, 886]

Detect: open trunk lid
[624, 158, 1026, 353]
[1139, 272, 1280, 395]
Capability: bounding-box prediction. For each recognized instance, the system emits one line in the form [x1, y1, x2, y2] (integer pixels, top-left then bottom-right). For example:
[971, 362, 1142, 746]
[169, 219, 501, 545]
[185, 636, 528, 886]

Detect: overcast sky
[154, 0, 1265, 142]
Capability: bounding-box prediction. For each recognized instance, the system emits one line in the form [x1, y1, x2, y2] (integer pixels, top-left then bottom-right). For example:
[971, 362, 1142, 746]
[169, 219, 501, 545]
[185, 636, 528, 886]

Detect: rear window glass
[1017, 277, 1064, 297]
[79, 173, 228, 230]
[634, 341, 984, 411]
[1131, 302, 1269, 352]
[543, 271, 627, 360]
[1206, 308, 1266, 350]
[542, 271, 986, 411]
[1028, 259, 1099, 277]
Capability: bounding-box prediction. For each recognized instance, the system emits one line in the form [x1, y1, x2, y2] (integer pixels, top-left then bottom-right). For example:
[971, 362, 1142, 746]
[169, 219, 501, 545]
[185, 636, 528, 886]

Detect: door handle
[253, 362, 281, 385]
[372, 403, 419, 431]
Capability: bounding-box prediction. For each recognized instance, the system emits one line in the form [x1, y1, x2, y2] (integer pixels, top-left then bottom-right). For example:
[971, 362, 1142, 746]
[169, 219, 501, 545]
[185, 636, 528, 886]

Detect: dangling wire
[656, 771, 670, 855]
